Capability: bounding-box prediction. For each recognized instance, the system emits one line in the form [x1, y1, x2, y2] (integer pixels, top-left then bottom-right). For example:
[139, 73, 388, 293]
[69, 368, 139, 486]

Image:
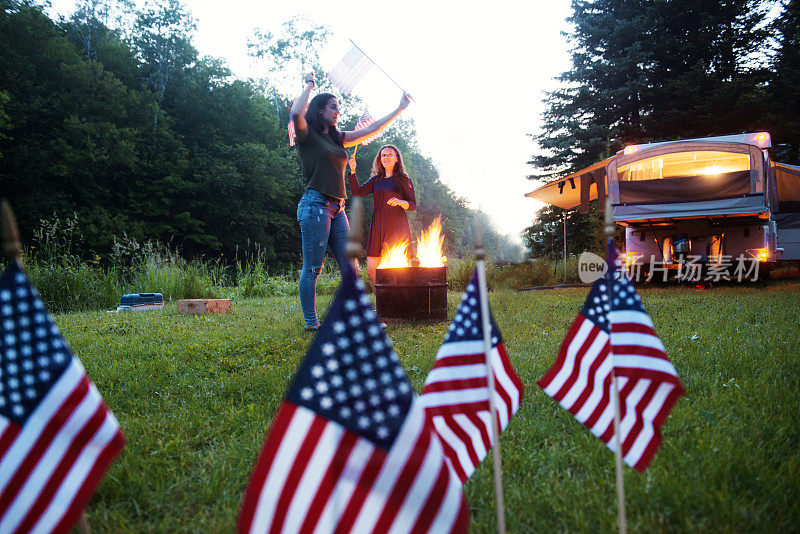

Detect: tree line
[0, 0, 520, 272]
[525, 0, 799, 258]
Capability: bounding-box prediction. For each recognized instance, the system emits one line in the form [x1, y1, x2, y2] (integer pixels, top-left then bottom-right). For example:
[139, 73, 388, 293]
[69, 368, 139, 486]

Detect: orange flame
[417, 216, 447, 267]
[377, 240, 410, 269]
[377, 217, 447, 269]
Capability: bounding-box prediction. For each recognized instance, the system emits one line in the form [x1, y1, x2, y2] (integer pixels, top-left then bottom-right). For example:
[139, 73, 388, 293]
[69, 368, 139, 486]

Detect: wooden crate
[176, 299, 231, 315]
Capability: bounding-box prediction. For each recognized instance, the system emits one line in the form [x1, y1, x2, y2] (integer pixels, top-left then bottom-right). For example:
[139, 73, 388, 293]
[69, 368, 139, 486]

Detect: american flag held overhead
[420, 271, 523, 482]
[238, 265, 468, 533]
[0, 262, 125, 533]
[326, 44, 373, 96]
[537, 240, 684, 472]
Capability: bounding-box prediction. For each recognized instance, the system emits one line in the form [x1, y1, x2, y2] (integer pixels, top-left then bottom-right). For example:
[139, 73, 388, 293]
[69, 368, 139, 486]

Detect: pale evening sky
[47, 0, 573, 241]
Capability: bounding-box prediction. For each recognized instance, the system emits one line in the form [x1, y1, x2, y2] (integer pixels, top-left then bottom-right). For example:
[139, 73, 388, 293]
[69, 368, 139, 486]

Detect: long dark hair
[371, 145, 409, 180]
[305, 93, 343, 147]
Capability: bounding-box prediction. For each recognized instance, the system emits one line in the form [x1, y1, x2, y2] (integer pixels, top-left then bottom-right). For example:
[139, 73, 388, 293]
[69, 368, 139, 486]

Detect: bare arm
[342, 93, 411, 148]
[290, 72, 315, 143]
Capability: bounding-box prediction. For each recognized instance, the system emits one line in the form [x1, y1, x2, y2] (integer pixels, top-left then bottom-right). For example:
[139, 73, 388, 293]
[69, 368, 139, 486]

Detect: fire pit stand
[374, 266, 447, 322]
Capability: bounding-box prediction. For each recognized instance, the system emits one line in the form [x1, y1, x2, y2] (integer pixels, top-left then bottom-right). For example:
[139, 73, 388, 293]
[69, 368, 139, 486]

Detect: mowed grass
[57, 281, 800, 532]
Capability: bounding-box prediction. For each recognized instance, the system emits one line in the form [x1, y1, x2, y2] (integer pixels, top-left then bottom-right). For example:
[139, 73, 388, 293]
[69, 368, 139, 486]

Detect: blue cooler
[118, 293, 164, 311]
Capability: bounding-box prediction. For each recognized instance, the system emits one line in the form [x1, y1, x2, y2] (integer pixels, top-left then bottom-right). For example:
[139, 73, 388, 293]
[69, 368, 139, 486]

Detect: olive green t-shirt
[298, 127, 348, 199]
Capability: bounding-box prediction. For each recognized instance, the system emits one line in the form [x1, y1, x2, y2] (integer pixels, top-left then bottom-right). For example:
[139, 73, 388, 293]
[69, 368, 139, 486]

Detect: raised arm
[346, 154, 375, 197]
[290, 72, 315, 143]
[342, 93, 411, 148]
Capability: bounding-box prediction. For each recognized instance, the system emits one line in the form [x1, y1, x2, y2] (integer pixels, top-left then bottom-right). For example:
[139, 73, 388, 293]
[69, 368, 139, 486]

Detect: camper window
[617, 150, 752, 204]
[618, 151, 750, 181]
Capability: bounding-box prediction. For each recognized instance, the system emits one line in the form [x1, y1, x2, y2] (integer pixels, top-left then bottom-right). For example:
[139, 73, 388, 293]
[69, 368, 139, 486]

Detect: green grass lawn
[58, 281, 800, 532]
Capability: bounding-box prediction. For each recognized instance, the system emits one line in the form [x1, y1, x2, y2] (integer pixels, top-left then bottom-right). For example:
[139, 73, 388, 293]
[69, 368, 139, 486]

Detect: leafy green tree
[248, 16, 334, 96]
[0, 90, 11, 157]
[132, 0, 196, 129]
[65, 0, 134, 60]
[523, 205, 603, 260]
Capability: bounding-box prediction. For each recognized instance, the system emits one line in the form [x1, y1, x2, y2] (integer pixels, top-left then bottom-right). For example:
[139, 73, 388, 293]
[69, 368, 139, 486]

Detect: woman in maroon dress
[348, 145, 417, 286]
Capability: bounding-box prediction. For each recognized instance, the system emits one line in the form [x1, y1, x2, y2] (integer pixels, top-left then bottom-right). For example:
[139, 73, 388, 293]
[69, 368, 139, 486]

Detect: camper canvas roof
[619, 132, 772, 155]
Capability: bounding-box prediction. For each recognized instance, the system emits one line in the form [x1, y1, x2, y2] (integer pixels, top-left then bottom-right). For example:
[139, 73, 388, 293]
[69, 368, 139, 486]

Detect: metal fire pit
[375, 266, 447, 322]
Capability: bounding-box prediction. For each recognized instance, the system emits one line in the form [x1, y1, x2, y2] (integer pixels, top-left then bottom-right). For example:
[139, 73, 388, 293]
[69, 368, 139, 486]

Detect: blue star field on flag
[286, 266, 412, 450]
[0, 262, 71, 425]
[580, 244, 645, 333]
[443, 273, 502, 345]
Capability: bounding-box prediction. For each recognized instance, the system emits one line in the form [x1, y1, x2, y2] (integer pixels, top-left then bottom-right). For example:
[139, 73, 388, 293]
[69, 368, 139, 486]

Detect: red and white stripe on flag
[238, 401, 467, 534]
[0, 262, 125, 534]
[355, 111, 379, 146]
[326, 45, 372, 96]
[537, 245, 683, 472]
[420, 271, 523, 483]
[238, 266, 468, 533]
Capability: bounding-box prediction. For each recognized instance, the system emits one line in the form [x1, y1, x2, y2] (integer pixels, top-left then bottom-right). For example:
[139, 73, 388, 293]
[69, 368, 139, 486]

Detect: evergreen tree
[770, 0, 800, 164]
[527, 0, 775, 258]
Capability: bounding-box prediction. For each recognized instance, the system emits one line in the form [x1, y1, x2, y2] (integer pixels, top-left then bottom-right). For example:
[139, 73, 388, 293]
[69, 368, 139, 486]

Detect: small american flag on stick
[420, 271, 523, 482]
[355, 111, 379, 146]
[538, 240, 684, 472]
[238, 266, 468, 533]
[0, 262, 125, 533]
[287, 120, 296, 147]
[327, 44, 373, 96]
[287, 100, 296, 147]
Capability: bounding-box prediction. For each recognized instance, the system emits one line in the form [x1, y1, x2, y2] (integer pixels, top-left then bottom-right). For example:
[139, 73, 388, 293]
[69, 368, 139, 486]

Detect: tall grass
[23, 262, 121, 313]
[447, 255, 583, 292]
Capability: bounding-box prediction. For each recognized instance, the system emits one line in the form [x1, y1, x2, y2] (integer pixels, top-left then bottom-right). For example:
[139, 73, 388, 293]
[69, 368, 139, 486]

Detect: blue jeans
[297, 188, 350, 327]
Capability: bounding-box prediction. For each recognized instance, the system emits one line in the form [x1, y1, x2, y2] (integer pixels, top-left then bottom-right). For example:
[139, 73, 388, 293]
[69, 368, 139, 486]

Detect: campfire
[374, 218, 448, 322]
[377, 217, 447, 269]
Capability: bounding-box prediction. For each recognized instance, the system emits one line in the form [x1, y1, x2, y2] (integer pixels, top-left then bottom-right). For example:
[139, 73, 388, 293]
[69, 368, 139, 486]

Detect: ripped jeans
[297, 188, 350, 327]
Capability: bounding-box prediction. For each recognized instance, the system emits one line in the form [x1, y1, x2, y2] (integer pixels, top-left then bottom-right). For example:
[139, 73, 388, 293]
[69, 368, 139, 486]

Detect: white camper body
[526, 132, 800, 271]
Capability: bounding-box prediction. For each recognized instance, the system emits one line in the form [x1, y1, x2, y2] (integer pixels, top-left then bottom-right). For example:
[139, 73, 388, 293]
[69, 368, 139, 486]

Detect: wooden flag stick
[347, 197, 363, 271]
[605, 199, 627, 534]
[78, 513, 91, 534]
[1, 199, 23, 263]
[472, 221, 506, 534]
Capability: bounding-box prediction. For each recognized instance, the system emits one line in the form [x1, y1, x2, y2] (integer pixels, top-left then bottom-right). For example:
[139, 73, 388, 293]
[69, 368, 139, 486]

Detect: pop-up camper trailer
[526, 132, 800, 272]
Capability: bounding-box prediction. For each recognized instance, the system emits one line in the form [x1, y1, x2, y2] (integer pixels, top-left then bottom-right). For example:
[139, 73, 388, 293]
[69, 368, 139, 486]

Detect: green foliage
[25, 262, 122, 313]
[247, 15, 332, 96]
[523, 204, 605, 260]
[51, 281, 800, 531]
[770, 0, 800, 164]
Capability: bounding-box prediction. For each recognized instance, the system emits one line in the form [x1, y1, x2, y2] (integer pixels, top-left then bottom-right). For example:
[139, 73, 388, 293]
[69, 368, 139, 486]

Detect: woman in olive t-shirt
[290, 72, 411, 330]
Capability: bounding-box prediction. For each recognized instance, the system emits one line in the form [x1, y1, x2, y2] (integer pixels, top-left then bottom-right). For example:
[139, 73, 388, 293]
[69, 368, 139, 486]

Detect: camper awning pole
[563, 211, 567, 283]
